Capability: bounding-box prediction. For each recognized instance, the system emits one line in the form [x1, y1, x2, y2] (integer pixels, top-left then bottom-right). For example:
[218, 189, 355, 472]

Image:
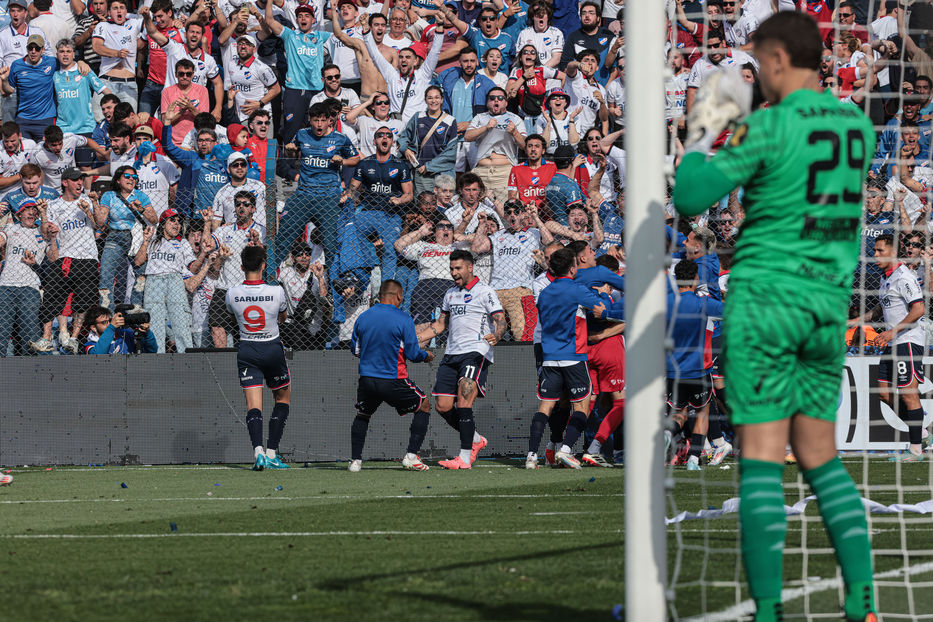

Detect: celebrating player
[673, 12, 877, 622]
[417, 250, 506, 470]
[854, 234, 928, 462]
[348, 280, 435, 473]
[527, 246, 623, 469]
[665, 259, 724, 471]
[226, 246, 291, 471]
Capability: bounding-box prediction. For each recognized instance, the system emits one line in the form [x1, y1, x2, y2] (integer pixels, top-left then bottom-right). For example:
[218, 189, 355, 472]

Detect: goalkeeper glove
[684, 67, 752, 156]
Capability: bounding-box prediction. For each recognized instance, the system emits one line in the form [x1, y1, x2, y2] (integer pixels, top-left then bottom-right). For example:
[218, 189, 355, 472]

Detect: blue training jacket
[537, 276, 624, 362]
[351, 303, 430, 379]
[665, 289, 724, 379]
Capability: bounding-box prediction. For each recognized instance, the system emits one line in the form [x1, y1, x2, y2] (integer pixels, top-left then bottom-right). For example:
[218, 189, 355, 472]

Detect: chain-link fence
[0, 146, 625, 357]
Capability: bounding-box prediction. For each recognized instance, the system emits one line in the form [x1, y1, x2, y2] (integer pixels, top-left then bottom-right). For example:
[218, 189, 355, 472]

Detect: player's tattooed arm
[417, 311, 448, 346]
[483, 310, 507, 346]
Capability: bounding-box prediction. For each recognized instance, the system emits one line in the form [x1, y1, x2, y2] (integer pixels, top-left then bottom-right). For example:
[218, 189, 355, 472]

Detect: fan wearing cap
[534, 88, 580, 154]
[0, 0, 50, 122]
[37, 168, 100, 354]
[91, 0, 145, 107]
[225, 33, 280, 126]
[362, 12, 445, 123]
[133, 208, 214, 353]
[506, 43, 565, 131]
[130, 124, 180, 218]
[260, 0, 331, 144]
[0, 33, 90, 142]
[0, 195, 57, 356]
[212, 151, 266, 228]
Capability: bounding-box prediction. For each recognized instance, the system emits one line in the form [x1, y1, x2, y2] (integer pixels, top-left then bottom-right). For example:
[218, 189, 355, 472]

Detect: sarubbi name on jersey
[234, 295, 275, 302]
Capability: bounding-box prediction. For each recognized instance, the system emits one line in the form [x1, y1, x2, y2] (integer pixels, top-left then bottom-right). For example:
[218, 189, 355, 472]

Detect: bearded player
[673, 12, 877, 622]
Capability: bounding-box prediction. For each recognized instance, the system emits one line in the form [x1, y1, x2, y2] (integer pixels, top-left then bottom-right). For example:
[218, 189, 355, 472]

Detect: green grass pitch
[0, 458, 930, 621]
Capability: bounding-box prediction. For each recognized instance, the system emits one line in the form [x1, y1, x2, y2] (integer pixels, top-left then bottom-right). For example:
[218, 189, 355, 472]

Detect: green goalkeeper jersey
[675, 88, 877, 294]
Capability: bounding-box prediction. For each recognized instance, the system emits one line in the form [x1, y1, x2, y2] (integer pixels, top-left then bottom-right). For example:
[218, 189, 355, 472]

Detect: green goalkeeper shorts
[723, 277, 849, 426]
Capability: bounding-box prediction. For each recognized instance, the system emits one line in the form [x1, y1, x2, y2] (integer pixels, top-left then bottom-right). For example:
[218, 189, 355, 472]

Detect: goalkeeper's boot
[252, 454, 267, 471]
[438, 456, 471, 470]
[846, 613, 878, 622]
[581, 452, 613, 467]
[402, 453, 429, 471]
[265, 455, 289, 469]
[555, 450, 581, 470]
[708, 441, 732, 466]
[784, 451, 797, 465]
[470, 435, 488, 464]
[0, 473, 11, 486]
[685, 455, 701, 471]
[889, 451, 924, 463]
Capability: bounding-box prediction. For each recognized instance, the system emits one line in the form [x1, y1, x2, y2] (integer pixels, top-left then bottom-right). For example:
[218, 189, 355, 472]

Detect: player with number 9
[673, 12, 877, 622]
[225, 245, 292, 471]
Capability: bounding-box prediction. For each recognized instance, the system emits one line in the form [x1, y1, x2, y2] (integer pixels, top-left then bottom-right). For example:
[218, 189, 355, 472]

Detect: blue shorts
[537, 362, 591, 402]
[432, 352, 491, 398]
[878, 342, 925, 388]
[237, 339, 290, 390]
[356, 376, 427, 416]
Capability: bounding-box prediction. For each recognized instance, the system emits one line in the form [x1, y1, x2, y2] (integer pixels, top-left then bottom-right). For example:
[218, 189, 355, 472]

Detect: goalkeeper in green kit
[673, 12, 877, 622]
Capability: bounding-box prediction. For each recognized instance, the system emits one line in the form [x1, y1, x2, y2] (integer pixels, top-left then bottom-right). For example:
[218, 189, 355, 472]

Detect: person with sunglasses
[210, 190, 266, 348]
[94, 165, 157, 309]
[310, 65, 361, 125]
[212, 151, 266, 229]
[346, 92, 404, 159]
[719, 0, 759, 51]
[464, 87, 527, 201]
[438, 1, 514, 69]
[160, 59, 211, 151]
[506, 44, 565, 132]
[0, 0, 51, 123]
[141, 10, 222, 120]
[130, 125, 180, 219]
[134, 208, 214, 353]
[0, 33, 90, 141]
[684, 30, 756, 116]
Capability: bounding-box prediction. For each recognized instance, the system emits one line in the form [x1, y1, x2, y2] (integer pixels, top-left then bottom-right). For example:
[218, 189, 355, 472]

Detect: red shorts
[588, 334, 625, 394]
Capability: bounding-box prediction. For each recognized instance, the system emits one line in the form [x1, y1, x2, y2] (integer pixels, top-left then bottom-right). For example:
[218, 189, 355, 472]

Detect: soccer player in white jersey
[226, 244, 291, 471]
[860, 235, 929, 461]
[417, 250, 507, 469]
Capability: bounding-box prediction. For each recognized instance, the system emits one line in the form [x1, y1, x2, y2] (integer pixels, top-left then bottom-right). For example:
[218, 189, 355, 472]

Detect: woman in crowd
[398, 85, 459, 195]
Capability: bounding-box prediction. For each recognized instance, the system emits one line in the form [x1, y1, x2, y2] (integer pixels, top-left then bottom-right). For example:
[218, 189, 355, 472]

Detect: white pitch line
[685, 560, 933, 622]
[0, 492, 624, 505]
[4, 463, 544, 473]
[1, 529, 626, 540]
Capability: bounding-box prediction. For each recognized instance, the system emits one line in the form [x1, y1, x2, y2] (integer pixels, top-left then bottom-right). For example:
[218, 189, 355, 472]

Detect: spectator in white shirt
[394, 216, 457, 323]
[470, 199, 553, 341]
[516, 1, 563, 68]
[91, 0, 144, 108]
[464, 87, 527, 201]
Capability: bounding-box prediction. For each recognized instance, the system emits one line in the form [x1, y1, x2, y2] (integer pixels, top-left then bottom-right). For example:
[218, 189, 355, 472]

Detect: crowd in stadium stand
[0, 0, 928, 356]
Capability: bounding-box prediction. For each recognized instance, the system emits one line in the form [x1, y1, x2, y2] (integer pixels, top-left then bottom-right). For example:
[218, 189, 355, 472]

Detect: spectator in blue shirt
[91, 93, 120, 161]
[94, 165, 158, 309]
[443, 3, 515, 68]
[0, 34, 91, 141]
[438, 48, 497, 128]
[275, 102, 360, 280]
[162, 125, 218, 216]
[82, 305, 158, 354]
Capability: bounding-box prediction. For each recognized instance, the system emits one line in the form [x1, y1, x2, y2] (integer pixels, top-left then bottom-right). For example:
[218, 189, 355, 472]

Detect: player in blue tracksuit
[665, 259, 725, 471]
[275, 102, 360, 280]
[349, 280, 435, 472]
[527, 246, 624, 469]
[568, 240, 625, 294]
[341, 127, 413, 282]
